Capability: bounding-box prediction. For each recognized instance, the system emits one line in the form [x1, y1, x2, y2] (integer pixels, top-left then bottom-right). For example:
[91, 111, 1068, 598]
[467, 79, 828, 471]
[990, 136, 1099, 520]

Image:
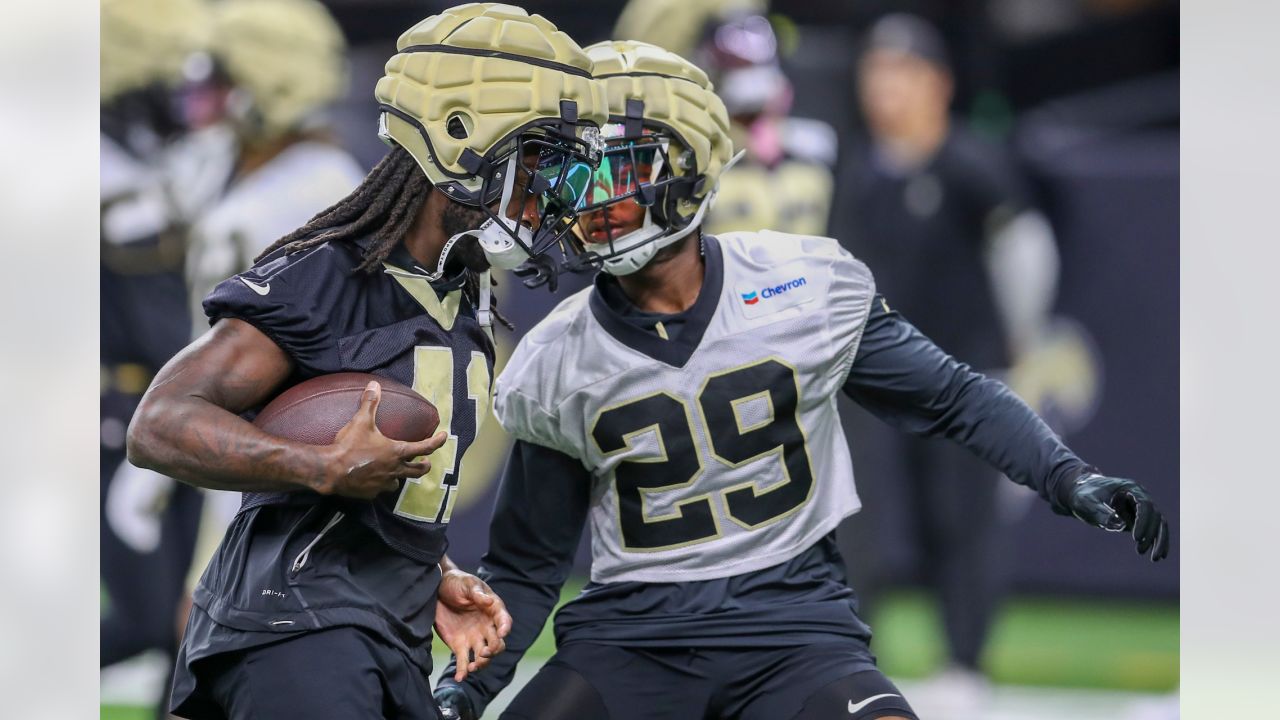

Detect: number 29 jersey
[495, 232, 876, 584]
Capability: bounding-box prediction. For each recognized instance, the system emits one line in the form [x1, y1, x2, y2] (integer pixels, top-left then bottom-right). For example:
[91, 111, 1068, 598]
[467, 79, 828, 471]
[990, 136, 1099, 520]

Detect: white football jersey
[101, 133, 172, 246]
[495, 231, 877, 583]
[185, 139, 364, 334]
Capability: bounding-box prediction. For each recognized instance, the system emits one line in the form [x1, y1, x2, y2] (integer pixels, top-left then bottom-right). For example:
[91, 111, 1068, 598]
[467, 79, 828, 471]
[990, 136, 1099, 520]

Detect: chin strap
[474, 153, 534, 270]
[477, 269, 492, 328]
[477, 269, 494, 342]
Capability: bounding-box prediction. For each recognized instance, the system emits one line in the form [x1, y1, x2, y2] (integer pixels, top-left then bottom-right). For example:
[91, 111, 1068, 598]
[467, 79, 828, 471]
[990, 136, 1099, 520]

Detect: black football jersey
[203, 236, 496, 565]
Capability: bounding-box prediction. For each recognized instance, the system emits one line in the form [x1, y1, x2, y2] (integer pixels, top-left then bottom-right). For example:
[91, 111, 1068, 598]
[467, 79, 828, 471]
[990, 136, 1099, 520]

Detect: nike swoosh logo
[848, 694, 901, 714]
[240, 277, 270, 295]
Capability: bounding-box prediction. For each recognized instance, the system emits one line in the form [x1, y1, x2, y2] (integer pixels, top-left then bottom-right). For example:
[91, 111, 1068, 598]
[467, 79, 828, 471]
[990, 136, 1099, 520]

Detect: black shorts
[171, 626, 439, 720]
[500, 641, 917, 720]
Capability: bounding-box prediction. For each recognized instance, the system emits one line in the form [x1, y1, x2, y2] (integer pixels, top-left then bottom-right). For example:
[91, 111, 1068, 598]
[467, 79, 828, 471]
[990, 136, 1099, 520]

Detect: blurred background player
[695, 8, 837, 237]
[179, 0, 365, 327]
[613, 0, 837, 237]
[100, 0, 210, 711]
[171, 0, 366, 632]
[832, 13, 1062, 711]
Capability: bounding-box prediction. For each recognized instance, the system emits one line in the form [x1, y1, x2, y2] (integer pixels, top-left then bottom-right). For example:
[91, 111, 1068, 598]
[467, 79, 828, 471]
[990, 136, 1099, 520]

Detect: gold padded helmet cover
[101, 0, 211, 103]
[375, 3, 608, 204]
[211, 0, 349, 140]
[612, 0, 766, 60]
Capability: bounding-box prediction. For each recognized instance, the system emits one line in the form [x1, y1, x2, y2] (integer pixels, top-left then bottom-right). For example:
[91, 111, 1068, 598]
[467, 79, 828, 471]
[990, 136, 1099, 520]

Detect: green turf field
[101, 586, 1177, 719]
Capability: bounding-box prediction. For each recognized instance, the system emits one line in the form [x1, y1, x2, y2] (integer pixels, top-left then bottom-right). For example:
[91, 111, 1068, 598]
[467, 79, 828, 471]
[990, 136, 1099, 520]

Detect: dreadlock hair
[256, 144, 512, 330]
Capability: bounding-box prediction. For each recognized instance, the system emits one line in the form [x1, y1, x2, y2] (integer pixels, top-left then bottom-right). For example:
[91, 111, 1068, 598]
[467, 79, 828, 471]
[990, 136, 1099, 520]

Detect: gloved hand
[434, 684, 477, 720]
[1065, 473, 1170, 562]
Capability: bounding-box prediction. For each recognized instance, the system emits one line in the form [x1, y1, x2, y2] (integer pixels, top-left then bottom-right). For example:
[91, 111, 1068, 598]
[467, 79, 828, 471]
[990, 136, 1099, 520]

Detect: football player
[179, 0, 365, 331]
[610, 0, 836, 237]
[430, 41, 1169, 720]
[100, 0, 210, 684]
[695, 10, 839, 238]
[126, 5, 607, 719]
[171, 0, 366, 646]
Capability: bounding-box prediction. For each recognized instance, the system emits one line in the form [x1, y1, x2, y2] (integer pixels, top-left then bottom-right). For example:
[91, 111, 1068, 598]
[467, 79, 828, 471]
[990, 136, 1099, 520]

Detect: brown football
[253, 372, 439, 445]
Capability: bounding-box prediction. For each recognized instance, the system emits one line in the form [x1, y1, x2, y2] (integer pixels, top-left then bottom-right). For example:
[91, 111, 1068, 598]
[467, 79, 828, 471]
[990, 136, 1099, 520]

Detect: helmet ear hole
[446, 113, 472, 140]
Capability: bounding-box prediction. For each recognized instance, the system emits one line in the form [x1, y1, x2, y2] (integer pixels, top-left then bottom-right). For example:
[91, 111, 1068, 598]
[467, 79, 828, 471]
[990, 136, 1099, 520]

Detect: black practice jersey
[174, 237, 495, 715]
[203, 236, 496, 565]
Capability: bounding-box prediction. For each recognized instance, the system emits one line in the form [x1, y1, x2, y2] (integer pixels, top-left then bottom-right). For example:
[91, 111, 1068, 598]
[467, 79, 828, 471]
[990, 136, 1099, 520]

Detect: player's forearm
[438, 439, 590, 711]
[844, 297, 1088, 510]
[127, 392, 333, 493]
[440, 573, 564, 710]
[924, 369, 1090, 510]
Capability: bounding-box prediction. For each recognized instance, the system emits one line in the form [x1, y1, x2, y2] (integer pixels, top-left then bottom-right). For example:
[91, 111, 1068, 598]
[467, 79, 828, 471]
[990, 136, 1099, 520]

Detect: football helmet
[203, 0, 349, 141]
[612, 0, 765, 60]
[375, 3, 608, 272]
[574, 40, 737, 276]
[101, 0, 211, 103]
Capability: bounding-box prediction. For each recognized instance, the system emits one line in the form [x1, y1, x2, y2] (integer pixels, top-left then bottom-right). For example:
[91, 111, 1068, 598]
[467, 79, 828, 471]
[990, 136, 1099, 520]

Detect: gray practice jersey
[496, 231, 875, 583]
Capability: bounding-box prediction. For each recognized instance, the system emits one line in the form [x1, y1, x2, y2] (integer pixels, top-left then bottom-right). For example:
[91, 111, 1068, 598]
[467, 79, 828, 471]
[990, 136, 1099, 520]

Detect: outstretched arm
[127, 317, 446, 498]
[434, 440, 592, 717]
[843, 296, 1169, 561]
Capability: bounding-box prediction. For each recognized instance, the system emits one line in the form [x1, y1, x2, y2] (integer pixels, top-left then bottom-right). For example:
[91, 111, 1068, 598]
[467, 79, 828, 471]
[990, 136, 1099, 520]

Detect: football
[252, 372, 439, 445]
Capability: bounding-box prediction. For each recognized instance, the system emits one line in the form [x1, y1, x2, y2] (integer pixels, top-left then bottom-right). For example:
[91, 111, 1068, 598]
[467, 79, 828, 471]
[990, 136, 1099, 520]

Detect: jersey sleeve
[843, 295, 1089, 513]
[437, 439, 592, 713]
[492, 380, 566, 453]
[491, 306, 583, 456]
[201, 247, 343, 374]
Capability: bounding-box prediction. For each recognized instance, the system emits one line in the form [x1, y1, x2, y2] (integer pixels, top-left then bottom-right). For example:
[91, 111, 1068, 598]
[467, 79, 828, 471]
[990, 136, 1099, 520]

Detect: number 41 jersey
[495, 232, 875, 584]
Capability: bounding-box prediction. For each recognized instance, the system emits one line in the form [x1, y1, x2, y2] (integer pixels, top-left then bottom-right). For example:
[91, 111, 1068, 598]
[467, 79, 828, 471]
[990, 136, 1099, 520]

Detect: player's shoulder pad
[780, 117, 839, 166]
[716, 231, 876, 366]
[203, 240, 361, 325]
[715, 229, 872, 282]
[251, 142, 365, 199]
[493, 287, 594, 450]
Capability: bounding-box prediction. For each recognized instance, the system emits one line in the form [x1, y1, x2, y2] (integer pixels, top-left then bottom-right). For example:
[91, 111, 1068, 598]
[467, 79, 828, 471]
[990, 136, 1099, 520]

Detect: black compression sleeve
[843, 296, 1089, 512]
[437, 440, 592, 713]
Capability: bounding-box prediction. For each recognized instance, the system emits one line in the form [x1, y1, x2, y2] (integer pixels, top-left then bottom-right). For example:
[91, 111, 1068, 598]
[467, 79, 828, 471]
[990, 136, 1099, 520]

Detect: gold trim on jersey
[588, 390, 724, 553]
[384, 262, 462, 331]
[393, 345, 489, 523]
[729, 390, 775, 434]
[695, 355, 818, 532]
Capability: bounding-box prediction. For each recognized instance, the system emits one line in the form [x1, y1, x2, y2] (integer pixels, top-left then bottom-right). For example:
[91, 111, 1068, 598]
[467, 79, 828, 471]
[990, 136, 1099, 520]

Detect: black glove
[1064, 473, 1170, 562]
[434, 684, 477, 720]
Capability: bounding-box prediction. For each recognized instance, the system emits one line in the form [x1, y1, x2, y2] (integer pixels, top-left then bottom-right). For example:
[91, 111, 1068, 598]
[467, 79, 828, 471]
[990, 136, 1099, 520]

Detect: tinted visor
[535, 145, 595, 214]
[579, 127, 667, 213]
[475, 129, 603, 260]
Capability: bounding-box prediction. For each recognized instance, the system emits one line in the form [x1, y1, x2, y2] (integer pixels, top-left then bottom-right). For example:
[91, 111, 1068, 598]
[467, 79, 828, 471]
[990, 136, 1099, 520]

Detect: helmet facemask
[378, 106, 603, 280]
[565, 115, 721, 277]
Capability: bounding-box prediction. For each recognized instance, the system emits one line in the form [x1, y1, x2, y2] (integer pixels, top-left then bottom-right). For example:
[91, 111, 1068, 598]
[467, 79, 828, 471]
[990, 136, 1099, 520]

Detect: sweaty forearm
[127, 391, 332, 493]
[126, 317, 339, 494]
